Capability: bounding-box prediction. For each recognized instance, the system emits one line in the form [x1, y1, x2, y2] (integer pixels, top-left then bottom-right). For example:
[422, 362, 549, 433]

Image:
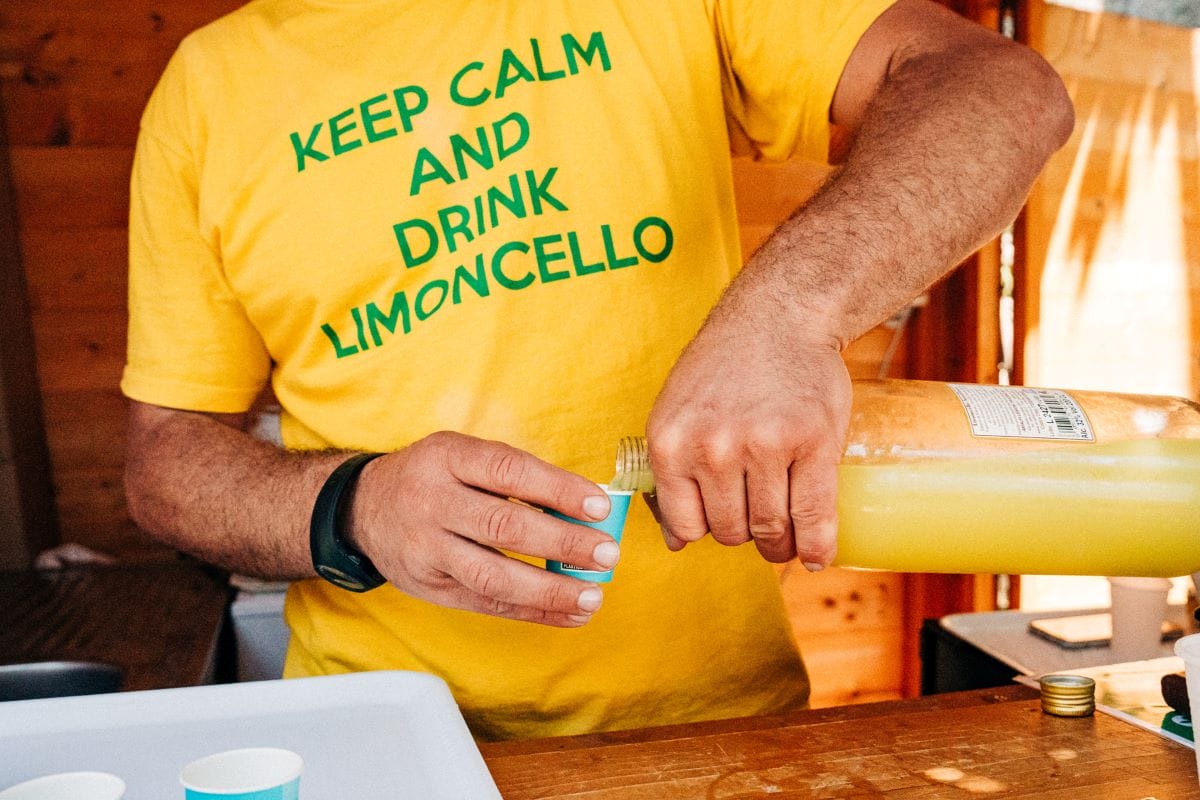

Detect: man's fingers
[438, 432, 610, 521]
[442, 537, 605, 617]
[746, 467, 796, 563]
[640, 493, 686, 550]
[788, 452, 841, 570]
[439, 584, 597, 628]
[444, 487, 620, 571]
[696, 470, 751, 547]
[648, 473, 707, 548]
[356, 432, 620, 628]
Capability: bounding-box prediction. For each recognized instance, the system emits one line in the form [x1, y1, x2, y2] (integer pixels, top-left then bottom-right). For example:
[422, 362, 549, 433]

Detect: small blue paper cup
[545, 485, 633, 583]
[180, 748, 301, 800]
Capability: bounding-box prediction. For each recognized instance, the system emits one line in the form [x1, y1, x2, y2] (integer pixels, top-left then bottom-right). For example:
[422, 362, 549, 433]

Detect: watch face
[316, 564, 370, 592]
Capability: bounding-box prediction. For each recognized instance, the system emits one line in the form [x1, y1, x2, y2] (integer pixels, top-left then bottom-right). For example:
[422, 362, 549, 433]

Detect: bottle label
[950, 384, 1095, 441]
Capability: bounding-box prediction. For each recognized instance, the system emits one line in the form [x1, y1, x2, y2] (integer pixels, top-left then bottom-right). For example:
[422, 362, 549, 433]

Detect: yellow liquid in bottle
[616, 380, 1200, 577]
[834, 438, 1200, 577]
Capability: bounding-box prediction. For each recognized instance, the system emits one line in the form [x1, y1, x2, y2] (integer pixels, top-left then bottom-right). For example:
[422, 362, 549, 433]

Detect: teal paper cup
[180, 748, 301, 800]
[545, 486, 633, 583]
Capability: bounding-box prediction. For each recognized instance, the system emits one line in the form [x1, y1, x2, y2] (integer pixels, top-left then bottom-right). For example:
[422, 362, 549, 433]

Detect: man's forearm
[727, 21, 1073, 348]
[124, 402, 348, 579]
[124, 401, 622, 626]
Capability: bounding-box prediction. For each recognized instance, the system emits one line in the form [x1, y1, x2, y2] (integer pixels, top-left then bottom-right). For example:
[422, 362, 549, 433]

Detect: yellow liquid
[834, 439, 1200, 577]
[609, 468, 652, 493]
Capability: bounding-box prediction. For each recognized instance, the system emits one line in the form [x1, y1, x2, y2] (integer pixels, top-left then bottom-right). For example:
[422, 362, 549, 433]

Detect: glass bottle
[615, 379, 1200, 577]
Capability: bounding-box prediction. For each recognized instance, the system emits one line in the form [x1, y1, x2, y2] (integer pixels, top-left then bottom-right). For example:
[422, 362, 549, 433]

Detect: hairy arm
[124, 402, 335, 578]
[772, 0, 1072, 344]
[646, 0, 1073, 565]
[125, 401, 621, 626]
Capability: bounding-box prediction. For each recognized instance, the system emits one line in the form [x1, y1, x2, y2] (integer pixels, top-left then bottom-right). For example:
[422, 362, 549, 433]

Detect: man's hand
[348, 432, 620, 627]
[646, 290, 851, 567]
[124, 402, 619, 627]
[644, 0, 1071, 569]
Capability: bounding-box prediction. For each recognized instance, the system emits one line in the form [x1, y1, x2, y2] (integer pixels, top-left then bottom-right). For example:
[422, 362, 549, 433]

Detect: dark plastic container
[0, 661, 123, 701]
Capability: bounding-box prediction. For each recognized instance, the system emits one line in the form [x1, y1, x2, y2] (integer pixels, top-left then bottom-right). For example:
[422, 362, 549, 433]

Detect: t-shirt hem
[120, 369, 263, 414]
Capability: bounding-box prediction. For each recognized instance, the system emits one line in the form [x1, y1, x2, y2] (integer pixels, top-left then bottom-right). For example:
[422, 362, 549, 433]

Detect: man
[122, 0, 1072, 740]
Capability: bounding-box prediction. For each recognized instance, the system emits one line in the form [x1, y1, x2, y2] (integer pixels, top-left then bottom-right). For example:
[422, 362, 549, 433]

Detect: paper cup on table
[180, 748, 301, 800]
[546, 486, 633, 583]
[1174, 634, 1200, 783]
[0, 772, 125, 799]
[1108, 576, 1171, 662]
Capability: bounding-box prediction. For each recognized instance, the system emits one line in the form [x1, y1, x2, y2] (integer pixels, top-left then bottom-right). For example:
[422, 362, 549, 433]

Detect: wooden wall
[1025, 2, 1200, 401]
[0, 1, 912, 707]
[0, 88, 58, 568]
[2, 0, 245, 560]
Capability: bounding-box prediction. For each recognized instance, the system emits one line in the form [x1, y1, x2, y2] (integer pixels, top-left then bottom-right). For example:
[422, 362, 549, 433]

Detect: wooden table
[481, 685, 1200, 798]
[0, 561, 231, 691]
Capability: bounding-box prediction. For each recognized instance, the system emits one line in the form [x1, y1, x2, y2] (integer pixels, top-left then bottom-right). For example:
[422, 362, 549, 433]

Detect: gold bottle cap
[1039, 674, 1096, 717]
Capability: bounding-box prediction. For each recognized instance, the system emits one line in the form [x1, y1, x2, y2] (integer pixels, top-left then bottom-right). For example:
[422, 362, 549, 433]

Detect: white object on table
[0, 772, 125, 800]
[0, 671, 501, 800]
[1108, 577, 1172, 662]
[1175, 634, 1200, 783]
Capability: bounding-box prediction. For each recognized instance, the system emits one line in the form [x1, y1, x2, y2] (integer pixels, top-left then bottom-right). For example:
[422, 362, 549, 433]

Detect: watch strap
[310, 452, 387, 592]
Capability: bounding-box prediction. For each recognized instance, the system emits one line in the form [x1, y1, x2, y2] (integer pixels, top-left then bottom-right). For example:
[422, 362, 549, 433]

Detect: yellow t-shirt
[123, 0, 893, 740]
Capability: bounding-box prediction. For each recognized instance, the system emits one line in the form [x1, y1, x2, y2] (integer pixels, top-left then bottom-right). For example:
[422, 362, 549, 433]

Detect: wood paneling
[19, 228, 127, 312]
[30, 310, 126, 394]
[41, 389, 125, 470]
[777, 565, 906, 707]
[0, 103, 59, 568]
[730, 158, 835, 227]
[9, 146, 132, 229]
[0, 1, 244, 148]
[1, 2, 221, 564]
[1, 65, 161, 149]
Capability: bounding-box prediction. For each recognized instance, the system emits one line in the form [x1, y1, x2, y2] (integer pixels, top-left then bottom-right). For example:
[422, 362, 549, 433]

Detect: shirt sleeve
[121, 51, 270, 414]
[713, 0, 897, 163]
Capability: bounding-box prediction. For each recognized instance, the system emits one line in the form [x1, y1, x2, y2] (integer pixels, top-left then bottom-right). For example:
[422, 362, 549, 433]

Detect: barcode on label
[950, 384, 1095, 441]
[1036, 390, 1078, 436]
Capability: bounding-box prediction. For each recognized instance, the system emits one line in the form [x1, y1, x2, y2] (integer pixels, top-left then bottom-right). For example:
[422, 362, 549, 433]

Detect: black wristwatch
[309, 452, 387, 592]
